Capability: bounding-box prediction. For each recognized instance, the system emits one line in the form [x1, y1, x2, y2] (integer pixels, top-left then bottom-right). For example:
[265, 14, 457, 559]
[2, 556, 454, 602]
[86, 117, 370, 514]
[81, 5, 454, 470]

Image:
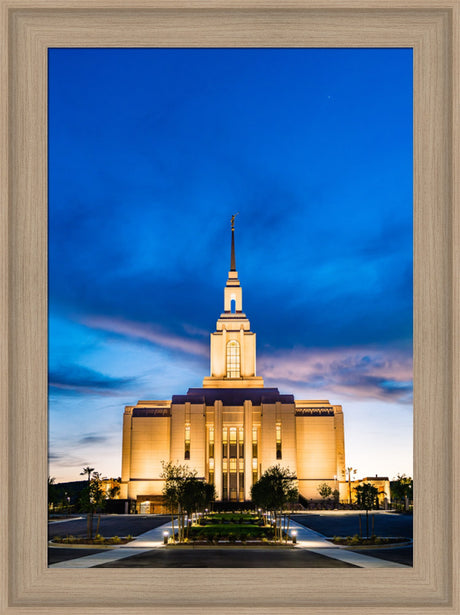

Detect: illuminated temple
[119, 220, 347, 512]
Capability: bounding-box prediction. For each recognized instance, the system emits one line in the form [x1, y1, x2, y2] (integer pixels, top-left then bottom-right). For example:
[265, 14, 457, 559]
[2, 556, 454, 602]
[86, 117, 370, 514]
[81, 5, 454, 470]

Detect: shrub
[350, 535, 360, 545]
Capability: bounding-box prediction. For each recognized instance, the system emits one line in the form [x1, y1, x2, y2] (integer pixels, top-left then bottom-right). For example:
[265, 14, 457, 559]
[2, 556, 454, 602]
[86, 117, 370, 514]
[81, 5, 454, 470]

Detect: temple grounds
[48, 511, 412, 567]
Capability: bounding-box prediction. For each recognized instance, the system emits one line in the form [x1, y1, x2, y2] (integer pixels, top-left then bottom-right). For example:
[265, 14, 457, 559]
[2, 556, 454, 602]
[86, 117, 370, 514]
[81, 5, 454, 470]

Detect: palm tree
[80, 466, 95, 482]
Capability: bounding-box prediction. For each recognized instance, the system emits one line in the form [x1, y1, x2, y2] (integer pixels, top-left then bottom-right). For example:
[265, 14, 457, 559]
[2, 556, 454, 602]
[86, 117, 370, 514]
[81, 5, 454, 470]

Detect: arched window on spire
[226, 340, 241, 378]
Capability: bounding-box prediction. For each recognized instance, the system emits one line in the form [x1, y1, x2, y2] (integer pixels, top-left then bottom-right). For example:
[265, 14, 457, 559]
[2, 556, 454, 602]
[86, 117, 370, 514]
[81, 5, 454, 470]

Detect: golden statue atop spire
[231, 212, 239, 230]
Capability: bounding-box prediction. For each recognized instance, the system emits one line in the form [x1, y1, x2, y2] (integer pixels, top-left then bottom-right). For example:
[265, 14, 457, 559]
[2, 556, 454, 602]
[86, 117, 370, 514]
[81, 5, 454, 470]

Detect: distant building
[352, 476, 391, 507]
[120, 221, 347, 512]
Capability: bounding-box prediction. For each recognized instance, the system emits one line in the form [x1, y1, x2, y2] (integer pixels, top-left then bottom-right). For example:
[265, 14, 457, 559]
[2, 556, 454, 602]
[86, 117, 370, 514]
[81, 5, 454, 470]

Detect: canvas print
[48, 48, 413, 568]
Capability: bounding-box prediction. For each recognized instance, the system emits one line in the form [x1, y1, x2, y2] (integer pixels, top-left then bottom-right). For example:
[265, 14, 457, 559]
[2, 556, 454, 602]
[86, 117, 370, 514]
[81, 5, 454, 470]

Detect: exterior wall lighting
[163, 531, 169, 545]
[291, 529, 297, 544]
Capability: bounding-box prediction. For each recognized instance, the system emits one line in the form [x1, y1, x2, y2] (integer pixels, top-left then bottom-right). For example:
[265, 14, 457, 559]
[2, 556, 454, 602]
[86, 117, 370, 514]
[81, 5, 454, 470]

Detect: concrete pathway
[50, 520, 172, 568]
[289, 519, 409, 568]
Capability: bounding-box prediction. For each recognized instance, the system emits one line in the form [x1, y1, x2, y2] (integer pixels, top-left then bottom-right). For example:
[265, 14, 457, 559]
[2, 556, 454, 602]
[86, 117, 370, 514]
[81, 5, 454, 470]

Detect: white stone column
[244, 400, 253, 500]
[214, 400, 223, 500]
[239, 327, 245, 378]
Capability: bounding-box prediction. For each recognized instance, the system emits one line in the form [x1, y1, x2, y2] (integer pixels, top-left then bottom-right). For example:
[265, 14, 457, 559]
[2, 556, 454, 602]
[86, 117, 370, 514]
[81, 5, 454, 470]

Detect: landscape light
[163, 530, 169, 545]
[291, 529, 297, 544]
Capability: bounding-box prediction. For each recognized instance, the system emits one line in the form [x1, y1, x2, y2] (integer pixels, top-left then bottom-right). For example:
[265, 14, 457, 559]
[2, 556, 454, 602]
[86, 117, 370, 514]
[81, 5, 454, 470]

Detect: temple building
[119, 219, 347, 511]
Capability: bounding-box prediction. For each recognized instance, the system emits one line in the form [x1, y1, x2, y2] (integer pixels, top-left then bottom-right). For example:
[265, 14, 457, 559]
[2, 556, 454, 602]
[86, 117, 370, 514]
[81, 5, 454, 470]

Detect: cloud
[49, 364, 138, 396]
[259, 345, 413, 403]
[47, 450, 94, 469]
[82, 315, 208, 358]
[77, 434, 109, 445]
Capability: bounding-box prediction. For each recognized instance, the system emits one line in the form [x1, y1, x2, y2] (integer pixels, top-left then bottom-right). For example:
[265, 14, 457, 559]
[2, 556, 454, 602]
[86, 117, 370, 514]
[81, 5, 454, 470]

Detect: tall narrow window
[226, 340, 240, 378]
[276, 423, 282, 460]
[208, 456, 214, 486]
[222, 427, 228, 458]
[184, 423, 191, 460]
[252, 457, 258, 485]
[208, 426, 215, 459]
[238, 427, 244, 458]
[252, 427, 258, 458]
[229, 427, 237, 458]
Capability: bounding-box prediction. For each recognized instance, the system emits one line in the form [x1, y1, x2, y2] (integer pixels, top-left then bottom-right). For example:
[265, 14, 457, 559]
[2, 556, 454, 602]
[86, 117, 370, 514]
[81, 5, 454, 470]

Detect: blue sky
[48, 48, 413, 483]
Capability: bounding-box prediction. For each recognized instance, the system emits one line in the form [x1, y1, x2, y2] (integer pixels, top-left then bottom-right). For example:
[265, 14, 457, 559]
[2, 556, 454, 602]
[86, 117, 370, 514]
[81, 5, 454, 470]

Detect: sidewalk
[50, 520, 172, 568]
[289, 519, 409, 568]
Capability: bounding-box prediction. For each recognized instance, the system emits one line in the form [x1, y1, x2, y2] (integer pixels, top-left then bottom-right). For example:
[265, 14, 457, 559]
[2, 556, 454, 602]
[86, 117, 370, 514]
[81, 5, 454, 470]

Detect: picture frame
[1, 1, 458, 613]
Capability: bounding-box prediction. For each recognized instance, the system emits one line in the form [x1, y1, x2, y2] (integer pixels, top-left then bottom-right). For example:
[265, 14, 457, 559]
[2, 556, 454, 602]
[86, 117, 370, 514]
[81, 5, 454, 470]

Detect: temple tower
[203, 215, 264, 388]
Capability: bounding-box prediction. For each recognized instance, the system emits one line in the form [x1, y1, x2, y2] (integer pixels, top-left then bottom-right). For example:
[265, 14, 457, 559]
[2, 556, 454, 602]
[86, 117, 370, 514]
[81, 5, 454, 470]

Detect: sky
[48, 48, 413, 484]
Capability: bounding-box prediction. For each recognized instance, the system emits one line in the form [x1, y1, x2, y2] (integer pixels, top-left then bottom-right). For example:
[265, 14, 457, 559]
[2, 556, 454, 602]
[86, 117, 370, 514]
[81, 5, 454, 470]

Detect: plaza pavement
[50, 517, 409, 569]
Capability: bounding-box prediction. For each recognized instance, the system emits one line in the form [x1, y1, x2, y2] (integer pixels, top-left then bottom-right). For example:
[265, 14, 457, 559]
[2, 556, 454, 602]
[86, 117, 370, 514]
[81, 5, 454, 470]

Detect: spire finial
[230, 212, 239, 271]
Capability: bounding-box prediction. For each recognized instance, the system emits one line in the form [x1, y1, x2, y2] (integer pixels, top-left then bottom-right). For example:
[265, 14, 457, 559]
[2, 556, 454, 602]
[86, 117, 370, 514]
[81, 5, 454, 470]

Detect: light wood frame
[1, 1, 459, 613]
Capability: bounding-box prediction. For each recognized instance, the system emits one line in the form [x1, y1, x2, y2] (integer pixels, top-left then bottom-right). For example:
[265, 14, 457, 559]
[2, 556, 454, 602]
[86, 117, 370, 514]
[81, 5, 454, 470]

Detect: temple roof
[172, 387, 294, 406]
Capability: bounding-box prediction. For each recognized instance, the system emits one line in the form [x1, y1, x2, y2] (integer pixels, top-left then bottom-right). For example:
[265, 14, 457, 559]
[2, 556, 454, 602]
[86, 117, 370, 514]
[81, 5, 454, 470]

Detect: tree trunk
[96, 514, 101, 537]
[286, 515, 291, 543]
[87, 512, 94, 540]
[171, 511, 175, 544]
[366, 509, 369, 538]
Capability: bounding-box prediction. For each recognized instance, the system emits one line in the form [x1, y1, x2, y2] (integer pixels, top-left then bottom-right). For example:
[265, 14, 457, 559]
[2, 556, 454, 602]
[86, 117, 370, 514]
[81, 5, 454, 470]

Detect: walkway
[50, 520, 174, 568]
[289, 519, 408, 568]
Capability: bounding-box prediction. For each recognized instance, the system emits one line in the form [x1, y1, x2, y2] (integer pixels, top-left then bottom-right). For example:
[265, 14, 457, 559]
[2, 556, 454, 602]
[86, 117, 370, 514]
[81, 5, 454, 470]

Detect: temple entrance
[222, 426, 245, 501]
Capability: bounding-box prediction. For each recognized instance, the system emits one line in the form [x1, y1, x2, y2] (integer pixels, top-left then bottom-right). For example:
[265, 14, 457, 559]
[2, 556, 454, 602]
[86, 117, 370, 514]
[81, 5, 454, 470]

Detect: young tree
[317, 483, 332, 503]
[160, 461, 215, 543]
[78, 469, 105, 539]
[161, 461, 192, 543]
[251, 465, 298, 542]
[332, 489, 340, 507]
[355, 482, 378, 538]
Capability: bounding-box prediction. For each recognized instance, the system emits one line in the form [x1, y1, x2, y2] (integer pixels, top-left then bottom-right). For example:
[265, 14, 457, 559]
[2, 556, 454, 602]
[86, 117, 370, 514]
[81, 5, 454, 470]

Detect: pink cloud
[82, 316, 209, 358]
[259, 346, 413, 403]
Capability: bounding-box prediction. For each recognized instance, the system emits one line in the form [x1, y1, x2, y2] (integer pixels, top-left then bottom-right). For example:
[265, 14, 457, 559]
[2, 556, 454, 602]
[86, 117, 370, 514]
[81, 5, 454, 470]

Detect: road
[48, 514, 170, 540]
[292, 511, 413, 538]
[94, 546, 357, 568]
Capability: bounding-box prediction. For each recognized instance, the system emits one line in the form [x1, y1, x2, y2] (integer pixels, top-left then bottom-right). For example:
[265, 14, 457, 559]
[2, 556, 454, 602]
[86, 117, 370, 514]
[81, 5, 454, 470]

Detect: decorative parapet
[295, 408, 335, 417]
[132, 407, 171, 417]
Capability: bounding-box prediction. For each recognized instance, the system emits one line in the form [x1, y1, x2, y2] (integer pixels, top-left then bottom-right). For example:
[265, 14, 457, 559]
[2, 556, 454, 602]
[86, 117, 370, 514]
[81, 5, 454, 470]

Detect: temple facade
[119, 220, 347, 510]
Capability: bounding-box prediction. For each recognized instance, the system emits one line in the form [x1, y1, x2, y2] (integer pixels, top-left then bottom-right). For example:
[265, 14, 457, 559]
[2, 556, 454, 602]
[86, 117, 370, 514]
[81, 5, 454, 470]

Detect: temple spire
[230, 212, 239, 271]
